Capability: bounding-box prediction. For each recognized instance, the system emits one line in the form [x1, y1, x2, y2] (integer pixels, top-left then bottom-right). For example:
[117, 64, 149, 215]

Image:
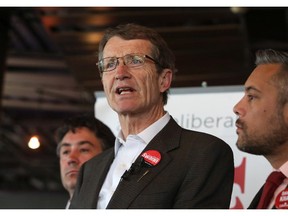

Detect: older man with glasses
[69, 23, 235, 209]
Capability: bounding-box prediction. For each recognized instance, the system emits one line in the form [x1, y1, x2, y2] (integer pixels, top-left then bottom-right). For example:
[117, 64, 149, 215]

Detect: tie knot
[266, 171, 286, 186]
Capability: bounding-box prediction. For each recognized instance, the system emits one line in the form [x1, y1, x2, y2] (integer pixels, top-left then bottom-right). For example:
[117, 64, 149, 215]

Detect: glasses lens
[98, 54, 154, 73]
[102, 57, 118, 72]
[97, 61, 104, 72]
[125, 54, 145, 67]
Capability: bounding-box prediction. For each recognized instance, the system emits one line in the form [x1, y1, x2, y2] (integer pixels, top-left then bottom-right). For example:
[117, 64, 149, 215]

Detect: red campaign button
[141, 150, 161, 166]
[275, 188, 288, 209]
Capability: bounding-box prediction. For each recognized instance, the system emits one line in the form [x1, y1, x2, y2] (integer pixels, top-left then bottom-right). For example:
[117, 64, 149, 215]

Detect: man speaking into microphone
[69, 23, 234, 209]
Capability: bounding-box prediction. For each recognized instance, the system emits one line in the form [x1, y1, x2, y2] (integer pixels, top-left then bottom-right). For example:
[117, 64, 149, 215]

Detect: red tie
[257, 171, 286, 209]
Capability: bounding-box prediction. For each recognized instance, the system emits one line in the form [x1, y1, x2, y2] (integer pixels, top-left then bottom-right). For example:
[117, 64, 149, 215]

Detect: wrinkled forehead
[103, 36, 153, 58]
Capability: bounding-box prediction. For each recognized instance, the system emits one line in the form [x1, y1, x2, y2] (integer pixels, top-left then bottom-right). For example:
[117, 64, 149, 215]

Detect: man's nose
[67, 152, 79, 166]
[115, 59, 130, 80]
[233, 98, 244, 117]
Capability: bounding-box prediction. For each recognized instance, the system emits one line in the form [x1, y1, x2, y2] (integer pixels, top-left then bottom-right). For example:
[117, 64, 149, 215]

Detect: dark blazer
[69, 117, 234, 209]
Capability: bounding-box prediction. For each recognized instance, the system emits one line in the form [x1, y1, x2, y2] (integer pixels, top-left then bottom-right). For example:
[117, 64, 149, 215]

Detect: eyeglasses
[96, 53, 160, 74]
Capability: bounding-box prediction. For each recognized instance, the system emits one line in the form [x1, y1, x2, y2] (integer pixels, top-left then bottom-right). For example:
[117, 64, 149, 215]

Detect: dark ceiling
[1, 7, 288, 202]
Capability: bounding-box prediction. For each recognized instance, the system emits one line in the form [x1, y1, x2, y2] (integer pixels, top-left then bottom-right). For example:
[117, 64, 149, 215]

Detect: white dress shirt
[97, 112, 170, 209]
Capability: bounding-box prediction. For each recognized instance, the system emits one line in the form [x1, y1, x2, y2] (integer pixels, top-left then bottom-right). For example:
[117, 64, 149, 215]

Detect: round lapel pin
[141, 150, 161, 166]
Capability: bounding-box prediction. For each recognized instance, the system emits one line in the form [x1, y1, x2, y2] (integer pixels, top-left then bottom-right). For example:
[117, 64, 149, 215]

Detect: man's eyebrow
[59, 141, 94, 148]
[245, 86, 261, 93]
[58, 141, 95, 153]
[78, 141, 95, 147]
[59, 143, 71, 148]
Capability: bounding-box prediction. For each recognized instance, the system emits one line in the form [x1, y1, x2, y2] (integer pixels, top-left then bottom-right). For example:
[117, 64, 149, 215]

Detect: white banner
[94, 85, 271, 209]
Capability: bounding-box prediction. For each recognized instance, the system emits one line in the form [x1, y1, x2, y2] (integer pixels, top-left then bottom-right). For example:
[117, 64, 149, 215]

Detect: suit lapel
[80, 149, 114, 208]
[107, 118, 181, 208]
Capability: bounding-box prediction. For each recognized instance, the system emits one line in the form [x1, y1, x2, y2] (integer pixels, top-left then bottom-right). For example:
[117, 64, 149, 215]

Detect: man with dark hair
[234, 49, 288, 209]
[55, 113, 115, 208]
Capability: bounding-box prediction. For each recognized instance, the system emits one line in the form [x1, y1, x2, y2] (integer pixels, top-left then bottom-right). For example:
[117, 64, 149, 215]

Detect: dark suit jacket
[69, 117, 234, 209]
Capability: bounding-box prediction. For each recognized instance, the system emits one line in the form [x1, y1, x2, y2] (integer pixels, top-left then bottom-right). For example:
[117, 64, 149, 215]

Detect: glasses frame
[96, 53, 160, 76]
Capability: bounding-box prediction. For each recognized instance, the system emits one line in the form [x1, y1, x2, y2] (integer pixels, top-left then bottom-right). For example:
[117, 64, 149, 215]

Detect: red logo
[141, 150, 161, 166]
[275, 188, 288, 209]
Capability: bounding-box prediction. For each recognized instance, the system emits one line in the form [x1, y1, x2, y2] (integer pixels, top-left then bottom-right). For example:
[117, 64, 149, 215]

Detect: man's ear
[159, 69, 172, 93]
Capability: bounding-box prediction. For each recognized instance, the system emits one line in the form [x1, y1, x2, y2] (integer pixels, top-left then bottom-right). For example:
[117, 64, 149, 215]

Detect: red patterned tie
[257, 171, 286, 209]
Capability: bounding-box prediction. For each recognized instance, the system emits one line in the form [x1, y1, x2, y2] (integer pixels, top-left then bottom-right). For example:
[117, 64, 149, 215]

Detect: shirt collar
[114, 112, 170, 156]
[138, 112, 170, 144]
[279, 161, 288, 178]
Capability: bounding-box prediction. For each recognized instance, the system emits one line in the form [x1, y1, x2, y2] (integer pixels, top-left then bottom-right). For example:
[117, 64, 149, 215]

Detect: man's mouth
[235, 118, 242, 126]
[116, 87, 134, 95]
[66, 170, 78, 176]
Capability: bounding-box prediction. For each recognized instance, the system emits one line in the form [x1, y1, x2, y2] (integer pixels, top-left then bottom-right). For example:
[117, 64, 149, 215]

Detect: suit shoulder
[181, 127, 232, 150]
[86, 147, 113, 165]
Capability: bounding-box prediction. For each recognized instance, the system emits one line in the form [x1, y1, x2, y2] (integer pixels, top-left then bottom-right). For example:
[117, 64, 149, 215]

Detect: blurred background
[1, 7, 288, 208]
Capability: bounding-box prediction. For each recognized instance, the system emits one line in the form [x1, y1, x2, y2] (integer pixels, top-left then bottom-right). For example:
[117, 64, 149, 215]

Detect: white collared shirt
[97, 112, 170, 209]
